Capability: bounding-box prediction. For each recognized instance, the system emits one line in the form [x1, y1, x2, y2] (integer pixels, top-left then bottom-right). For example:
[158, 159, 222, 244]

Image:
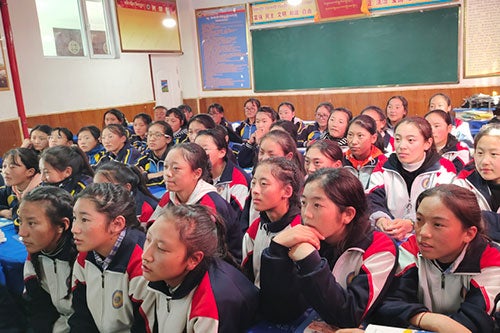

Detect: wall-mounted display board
[464, 0, 500, 78]
[250, 0, 316, 25]
[115, 0, 181, 52]
[0, 43, 8, 90]
[196, 5, 251, 90]
[252, 6, 458, 92]
[369, 0, 457, 11]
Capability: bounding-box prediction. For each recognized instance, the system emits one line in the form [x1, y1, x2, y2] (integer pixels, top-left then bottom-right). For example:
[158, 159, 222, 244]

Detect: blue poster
[196, 5, 251, 90]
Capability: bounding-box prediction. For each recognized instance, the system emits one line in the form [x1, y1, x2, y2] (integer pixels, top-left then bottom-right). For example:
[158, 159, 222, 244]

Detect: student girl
[135, 120, 173, 195]
[138, 204, 259, 332]
[165, 107, 188, 144]
[425, 109, 470, 172]
[367, 117, 456, 241]
[149, 143, 242, 261]
[93, 161, 159, 224]
[0, 148, 42, 228]
[21, 124, 52, 155]
[258, 129, 305, 175]
[373, 184, 500, 333]
[207, 103, 242, 144]
[385, 95, 408, 136]
[130, 113, 152, 152]
[428, 92, 474, 147]
[238, 106, 278, 168]
[77, 125, 105, 167]
[39, 145, 94, 196]
[242, 157, 303, 287]
[235, 98, 260, 141]
[48, 127, 74, 147]
[259, 168, 397, 328]
[361, 105, 393, 154]
[278, 101, 306, 134]
[321, 107, 353, 150]
[20, 186, 77, 333]
[304, 140, 343, 176]
[298, 102, 334, 147]
[103, 108, 129, 128]
[344, 115, 388, 189]
[194, 128, 250, 219]
[271, 119, 298, 144]
[453, 123, 500, 213]
[98, 124, 142, 165]
[69, 183, 146, 333]
[186, 113, 216, 143]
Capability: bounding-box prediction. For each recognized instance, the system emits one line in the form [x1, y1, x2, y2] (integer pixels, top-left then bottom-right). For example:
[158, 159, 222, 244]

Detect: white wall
[178, 0, 500, 99]
[0, 0, 154, 121]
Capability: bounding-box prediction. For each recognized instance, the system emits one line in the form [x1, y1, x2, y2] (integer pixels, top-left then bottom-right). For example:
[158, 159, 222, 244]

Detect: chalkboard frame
[251, 6, 459, 92]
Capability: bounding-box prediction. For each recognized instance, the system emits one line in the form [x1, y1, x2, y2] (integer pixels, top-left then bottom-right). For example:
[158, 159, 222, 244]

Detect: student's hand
[289, 242, 316, 261]
[254, 128, 266, 144]
[336, 329, 364, 333]
[273, 224, 325, 250]
[0, 209, 12, 220]
[410, 312, 471, 333]
[21, 138, 32, 149]
[386, 218, 413, 241]
[375, 217, 392, 232]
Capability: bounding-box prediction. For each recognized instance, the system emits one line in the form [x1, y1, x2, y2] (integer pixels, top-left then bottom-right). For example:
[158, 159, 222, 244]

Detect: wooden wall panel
[0, 119, 23, 156]
[198, 86, 500, 122]
[26, 102, 156, 134]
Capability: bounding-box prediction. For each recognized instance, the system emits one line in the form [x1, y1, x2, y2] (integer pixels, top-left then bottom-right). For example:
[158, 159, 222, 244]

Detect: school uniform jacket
[220, 118, 243, 144]
[85, 144, 105, 167]
[241, 207, 301, 287]
[135, 258, 259, 333]
[453, 168, 500, 213]
[452, 118, 474, 148]
[367, 152, 456, 223]
[173, 128, 188, 145]
[149, 180, 243, 262]
[97, 143, 142, 166]
[134, 190, 158, 223]
[259, 230, 398, 327]
[24, 235, 76, 333]
[373, 235, 500, 333]
[297, 122, 324, 147]
[440, 134, 470, 173]
[135, 149, 168, 188]
[235, 119, 256, 141]
[0, 186, 20, 227]
[69, 228, 146, 333]
[343, 146, 388, 190]
[214, 160, 250, 218]
[44, 174, 92, 197]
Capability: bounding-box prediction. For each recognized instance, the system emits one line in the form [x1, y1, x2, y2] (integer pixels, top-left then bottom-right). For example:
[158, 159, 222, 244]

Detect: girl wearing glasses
[298, 102, 334, 147]
[136, 121, 173, 196]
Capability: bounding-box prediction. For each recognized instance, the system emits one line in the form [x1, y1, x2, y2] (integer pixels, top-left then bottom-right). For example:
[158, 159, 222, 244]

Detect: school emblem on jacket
[112, 290, 124, 309]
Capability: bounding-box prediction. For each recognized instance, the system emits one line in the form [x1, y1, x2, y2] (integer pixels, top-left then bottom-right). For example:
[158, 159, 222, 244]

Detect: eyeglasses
[315, 113, 330, 119]
[146, 132, 170, 139]
[207, 111, 221, 116]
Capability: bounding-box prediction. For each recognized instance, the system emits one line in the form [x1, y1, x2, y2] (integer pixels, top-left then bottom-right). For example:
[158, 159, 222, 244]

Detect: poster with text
[196, 5, 251, 90]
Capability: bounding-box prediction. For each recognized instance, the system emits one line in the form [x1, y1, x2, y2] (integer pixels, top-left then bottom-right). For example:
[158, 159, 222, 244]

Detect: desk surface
[0, 220, 27, 294]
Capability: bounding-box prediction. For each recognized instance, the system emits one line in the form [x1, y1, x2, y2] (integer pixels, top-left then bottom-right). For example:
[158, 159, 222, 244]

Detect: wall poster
[196, 5, 251, 90]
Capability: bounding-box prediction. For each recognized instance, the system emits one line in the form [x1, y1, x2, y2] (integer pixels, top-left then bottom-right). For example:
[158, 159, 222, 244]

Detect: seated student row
[9, 168, 500, 332]
[1, 114, 495, 330]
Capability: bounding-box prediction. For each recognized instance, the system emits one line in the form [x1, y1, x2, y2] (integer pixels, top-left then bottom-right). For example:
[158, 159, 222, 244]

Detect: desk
[0, 220, 27, 295]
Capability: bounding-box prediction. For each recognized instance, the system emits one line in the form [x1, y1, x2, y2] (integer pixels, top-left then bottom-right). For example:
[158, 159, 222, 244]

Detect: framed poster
[196, 5, 251, 90]
[0, 44, 9, 90]
[464, 0, 500, 77]
[115, 0, 181, 52]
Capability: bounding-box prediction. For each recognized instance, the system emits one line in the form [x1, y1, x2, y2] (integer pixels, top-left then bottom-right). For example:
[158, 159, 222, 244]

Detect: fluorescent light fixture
[287, 0, 302, 6]
[162, 8, 177, 28]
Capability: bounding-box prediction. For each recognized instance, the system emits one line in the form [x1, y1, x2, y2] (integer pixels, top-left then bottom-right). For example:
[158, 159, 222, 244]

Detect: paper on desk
[365, 324, 434, 332]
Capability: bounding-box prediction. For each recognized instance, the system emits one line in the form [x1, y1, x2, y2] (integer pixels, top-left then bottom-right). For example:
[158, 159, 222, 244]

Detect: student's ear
[463, 226, 478, 243]
[370, 133, 378, 145]
[333, 160, 343, 168]
[423, 137, 433, 151]
[217, 148, 227, 160]
[282, 184, 293, 200]
[124, 183, 132, 192]
[63, 166, 73, 178]
[25, 167, 36, 178]
[60, 217, 71, 233]
[109, 215, 126, 234]
[186, 251, 204, 271]
[342, 206, 356, 225]
[285, 151, 294, 161]
[193, 167, 203, 180]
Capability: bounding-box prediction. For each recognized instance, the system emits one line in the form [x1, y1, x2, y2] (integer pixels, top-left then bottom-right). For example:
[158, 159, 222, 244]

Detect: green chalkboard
[251, 6, 459, 92]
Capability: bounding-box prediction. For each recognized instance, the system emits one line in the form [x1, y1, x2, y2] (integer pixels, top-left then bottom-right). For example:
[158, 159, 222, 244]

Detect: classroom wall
[178, 0, 500, 101]
[0, 0, 154, 122]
